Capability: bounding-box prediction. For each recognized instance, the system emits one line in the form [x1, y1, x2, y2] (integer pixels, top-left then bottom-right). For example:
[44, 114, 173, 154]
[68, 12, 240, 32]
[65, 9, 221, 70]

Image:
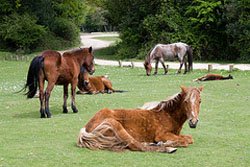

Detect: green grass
[0, 60, 250, 167]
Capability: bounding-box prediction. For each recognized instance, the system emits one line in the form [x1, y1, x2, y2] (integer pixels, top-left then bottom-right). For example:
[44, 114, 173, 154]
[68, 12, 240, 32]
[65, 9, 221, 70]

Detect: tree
[0, 0, 88, 52]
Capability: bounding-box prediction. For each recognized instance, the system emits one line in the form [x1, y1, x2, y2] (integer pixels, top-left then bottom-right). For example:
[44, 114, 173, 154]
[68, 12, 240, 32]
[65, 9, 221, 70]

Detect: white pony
[144, 42, 193, 76]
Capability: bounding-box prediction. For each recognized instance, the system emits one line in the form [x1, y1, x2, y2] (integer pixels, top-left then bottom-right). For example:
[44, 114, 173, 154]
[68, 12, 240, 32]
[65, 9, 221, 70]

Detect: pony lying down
[77, 86, 203, 153]
[193, 74, 233, 82]
[77, 67, 126, 94]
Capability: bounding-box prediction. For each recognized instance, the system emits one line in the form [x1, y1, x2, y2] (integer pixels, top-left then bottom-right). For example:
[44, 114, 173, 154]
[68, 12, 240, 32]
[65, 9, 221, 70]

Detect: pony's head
[228, 74, 233, 79]
[181, 86, 203, 128]
[144, 61, 152, 76]
[82, 47, 95, 75]
[79, 66, 91, 89]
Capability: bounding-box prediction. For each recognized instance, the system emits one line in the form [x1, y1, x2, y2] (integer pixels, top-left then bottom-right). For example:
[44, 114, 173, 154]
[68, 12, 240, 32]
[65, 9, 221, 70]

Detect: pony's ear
[180, 85, 187, 92]
[89, 46, 92, 53]
[198, 86, 204, 92]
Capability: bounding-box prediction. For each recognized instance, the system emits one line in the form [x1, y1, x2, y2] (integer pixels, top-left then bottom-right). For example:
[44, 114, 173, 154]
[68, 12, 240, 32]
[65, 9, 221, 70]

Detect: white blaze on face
[190, 93, 197, 118]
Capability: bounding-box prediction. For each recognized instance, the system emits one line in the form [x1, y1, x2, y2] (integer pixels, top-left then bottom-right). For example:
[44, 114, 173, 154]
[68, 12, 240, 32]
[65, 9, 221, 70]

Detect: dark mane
[154, 93, 182, 112]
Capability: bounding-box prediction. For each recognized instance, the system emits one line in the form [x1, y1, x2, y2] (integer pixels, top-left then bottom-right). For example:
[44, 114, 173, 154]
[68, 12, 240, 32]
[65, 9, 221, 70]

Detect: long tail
[77, 123, 128, 151]
[24, 56, 44, 98]
[187, 46, 193, 71]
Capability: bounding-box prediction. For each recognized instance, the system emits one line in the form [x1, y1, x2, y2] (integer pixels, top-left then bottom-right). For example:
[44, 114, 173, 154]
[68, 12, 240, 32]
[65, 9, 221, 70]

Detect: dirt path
[80, 32, 250, 71]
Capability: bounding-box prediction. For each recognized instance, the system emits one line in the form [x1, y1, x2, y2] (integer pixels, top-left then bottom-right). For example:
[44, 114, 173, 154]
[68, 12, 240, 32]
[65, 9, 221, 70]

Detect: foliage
[99, 0, 250, 62]
[224, 0, 250, 61]
[82, 7, 109, 32]
[0, 60, 250, 166]
[0, 13, 46, 52]
[0, 0, 87, 52]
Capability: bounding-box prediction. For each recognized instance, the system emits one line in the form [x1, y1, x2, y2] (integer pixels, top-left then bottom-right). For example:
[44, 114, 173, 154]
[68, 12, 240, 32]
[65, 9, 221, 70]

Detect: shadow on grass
[13, 105, 78, 119]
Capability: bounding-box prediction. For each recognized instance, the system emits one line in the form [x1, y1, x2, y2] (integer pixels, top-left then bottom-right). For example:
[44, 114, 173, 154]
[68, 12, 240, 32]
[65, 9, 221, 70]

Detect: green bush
[50, 18, 79, 42]
[0, 13, 46, 52]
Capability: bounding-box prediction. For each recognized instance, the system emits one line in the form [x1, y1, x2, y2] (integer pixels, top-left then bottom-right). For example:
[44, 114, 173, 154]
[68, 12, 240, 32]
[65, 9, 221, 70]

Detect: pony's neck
[162, 93, 188, 133]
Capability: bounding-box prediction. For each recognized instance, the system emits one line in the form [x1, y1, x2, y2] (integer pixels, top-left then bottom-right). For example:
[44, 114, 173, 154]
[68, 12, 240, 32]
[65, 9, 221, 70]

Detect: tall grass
[0, 60, 249, 167]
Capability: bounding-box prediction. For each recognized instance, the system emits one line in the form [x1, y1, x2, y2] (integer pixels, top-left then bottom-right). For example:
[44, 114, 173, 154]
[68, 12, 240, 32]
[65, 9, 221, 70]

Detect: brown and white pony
[77, 67, 125, 94]
[193, 74, 233, 82]
[77, 86, 203, 153]
[144, 42, 193, 76]
[24, 47, 95, 118]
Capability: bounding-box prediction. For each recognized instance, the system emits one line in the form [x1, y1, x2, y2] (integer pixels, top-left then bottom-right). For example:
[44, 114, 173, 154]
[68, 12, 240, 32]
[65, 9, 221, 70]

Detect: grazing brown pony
[144, 42, 193, 76]
[24, 47, 95, 118]
[77, 86, 203, 153]
[77, 67, 125, 94]
[193, 74, 233, 82]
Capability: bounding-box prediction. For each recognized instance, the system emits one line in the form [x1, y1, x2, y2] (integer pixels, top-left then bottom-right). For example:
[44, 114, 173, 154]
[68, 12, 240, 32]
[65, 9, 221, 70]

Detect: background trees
[0, 0, 87, 52]
[97, 0, 250, 62]
[0, 0, 249, 62]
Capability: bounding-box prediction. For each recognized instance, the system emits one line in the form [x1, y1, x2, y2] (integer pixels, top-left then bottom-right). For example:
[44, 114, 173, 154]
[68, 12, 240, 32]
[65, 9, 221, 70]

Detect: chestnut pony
[144, 42, 193, 76]
[24, 47, 95, 118]
[77, 67, 125, 94]
[77, 86, 203, 153]
[193, 74, 233, 82]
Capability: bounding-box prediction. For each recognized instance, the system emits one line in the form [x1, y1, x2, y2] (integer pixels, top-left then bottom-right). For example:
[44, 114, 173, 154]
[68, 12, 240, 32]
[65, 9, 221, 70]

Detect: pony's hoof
[40, 114, 46, 118]
[63, 107, 68, 113]
[72, 106, 78, 113]
[166, 147, 177, 153]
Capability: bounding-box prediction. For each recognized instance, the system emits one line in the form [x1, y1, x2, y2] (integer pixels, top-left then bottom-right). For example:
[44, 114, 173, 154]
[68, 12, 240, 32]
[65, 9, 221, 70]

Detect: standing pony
[24, 47, 95, 118]
[144, 42, 193, 76]
[77, 86, 203, 153]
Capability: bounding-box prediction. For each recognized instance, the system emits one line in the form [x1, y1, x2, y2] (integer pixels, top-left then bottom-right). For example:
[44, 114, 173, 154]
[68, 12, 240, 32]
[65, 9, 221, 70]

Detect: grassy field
[0, 60, 249, 167]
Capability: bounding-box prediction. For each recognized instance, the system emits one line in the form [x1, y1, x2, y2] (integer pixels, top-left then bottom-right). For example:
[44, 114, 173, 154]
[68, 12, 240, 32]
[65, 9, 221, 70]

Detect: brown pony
[77, 67, 125, 94]
[24, 47, 95, 118]
[77, 86, 203, 153]
[193, 74, 233, 82]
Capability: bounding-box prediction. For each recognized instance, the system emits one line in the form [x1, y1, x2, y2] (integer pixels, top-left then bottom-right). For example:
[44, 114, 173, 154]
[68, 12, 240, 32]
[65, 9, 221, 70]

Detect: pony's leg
[154, 60, 159, 75]
[155, 132, 191, 147]
[98, 118, 177, 153]
[177, 61, 183, 74]
[39, 77, 46, 118]
[63, 84, 69, 113]
[159, 59, 168, 74]
[70, 82, 78, 113]
[183, 61, 188, 74]
[44, 82, 55, 118]
[179, 134, 193, 144]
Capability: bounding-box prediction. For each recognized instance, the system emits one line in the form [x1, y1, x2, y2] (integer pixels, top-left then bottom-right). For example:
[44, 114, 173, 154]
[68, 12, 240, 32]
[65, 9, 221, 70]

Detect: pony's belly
[56, 76, 71, 85]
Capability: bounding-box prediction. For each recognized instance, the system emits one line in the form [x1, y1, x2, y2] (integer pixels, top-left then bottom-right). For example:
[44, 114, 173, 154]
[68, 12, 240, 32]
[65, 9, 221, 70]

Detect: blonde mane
[154, 93, 182, 112]
[140, 93, 183, 112]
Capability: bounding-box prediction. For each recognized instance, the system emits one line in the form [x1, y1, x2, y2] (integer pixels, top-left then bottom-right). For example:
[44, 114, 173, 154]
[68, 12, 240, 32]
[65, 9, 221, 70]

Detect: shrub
[50, 18, 79, 42]
[0, 13, 46, 52]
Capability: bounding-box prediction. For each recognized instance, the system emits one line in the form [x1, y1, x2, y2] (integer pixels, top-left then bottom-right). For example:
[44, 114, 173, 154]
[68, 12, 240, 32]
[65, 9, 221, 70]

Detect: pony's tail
[187, 46, 193, 71]
[24, 56, 44, 98]
[77, 124, 128, 151]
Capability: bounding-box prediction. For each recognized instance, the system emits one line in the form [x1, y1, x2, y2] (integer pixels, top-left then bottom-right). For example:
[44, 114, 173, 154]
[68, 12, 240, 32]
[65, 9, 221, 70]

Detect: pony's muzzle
[88, 69, 95, 75]
[83, 80, 89, 87]
[189, 119, 199, 128]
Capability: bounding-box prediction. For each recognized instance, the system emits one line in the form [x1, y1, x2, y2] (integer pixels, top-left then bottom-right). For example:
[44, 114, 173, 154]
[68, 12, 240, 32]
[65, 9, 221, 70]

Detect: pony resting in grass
[193, 74, 233, 82]
[144, 42, 193, 76]
[77, 67, 126, 94]
[77, 86, 203, 153]
[24, 47, 95, 118]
